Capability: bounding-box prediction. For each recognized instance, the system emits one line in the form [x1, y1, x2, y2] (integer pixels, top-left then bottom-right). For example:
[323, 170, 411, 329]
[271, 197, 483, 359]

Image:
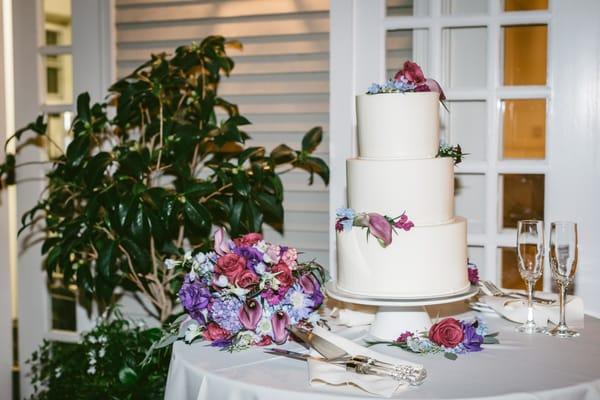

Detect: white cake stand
[325, 282, 479, 341]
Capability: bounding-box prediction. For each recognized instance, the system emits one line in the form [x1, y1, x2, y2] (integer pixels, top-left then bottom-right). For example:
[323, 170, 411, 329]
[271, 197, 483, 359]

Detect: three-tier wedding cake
[335, 62, 469, 298]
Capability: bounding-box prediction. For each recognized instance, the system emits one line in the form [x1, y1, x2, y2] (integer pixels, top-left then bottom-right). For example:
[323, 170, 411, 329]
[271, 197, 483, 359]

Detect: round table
[164, 306, 600, 399]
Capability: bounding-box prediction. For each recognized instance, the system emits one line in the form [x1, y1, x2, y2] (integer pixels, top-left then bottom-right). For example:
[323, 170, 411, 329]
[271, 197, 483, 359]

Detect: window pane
[44, 0, 72, 46]
[500, 247, 543, 290]
[444, 100, 486, 160]
[386, 0, 429, 16]
[43, 54, 73, 105]
[468, 245, 485, 271]
[503, 25, 547, 86]
[49, 279, 77, 332]
[504, 0, 548, 11]
[443, 27, 487, 88]
[47, 112, 72, 159]
[502, 99, 546, 159]
[501, 174, 545, 229]
[443, 0, 488, 15]
[455, 173, 485, 233]
[386, 29, 429, 79]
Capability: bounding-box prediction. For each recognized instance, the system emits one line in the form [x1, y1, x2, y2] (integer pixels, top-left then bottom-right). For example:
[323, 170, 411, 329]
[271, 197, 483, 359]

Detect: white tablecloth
[164, 306, 600, 400]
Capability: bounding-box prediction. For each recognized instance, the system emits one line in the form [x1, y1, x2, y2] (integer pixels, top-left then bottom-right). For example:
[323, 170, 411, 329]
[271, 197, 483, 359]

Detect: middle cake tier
[347, 157, 455, 226]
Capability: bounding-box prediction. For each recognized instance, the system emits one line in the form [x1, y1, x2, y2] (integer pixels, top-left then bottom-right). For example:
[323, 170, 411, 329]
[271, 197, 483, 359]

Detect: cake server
[265, 348, 426, 386]
[289, 326, 427, 385]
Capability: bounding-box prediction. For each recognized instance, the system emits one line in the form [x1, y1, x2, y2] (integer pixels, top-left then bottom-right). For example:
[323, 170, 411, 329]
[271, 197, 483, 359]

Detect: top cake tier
[356, 92, 440, 159]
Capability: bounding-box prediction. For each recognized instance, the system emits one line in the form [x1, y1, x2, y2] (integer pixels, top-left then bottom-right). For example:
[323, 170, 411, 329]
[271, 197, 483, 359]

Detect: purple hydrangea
[209, 296, 243, 333]
[461, 321, 484, 352]
[178, 275, 211, 324]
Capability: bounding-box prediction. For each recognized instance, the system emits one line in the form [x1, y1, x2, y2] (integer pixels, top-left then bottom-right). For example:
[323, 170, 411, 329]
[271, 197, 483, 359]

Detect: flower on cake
[335, 208, 414, 248]
[368, 316, 499, 360]
[157, 229, 326, 352]
[367, 60, 447, 109]
[467, 260, 480, 285]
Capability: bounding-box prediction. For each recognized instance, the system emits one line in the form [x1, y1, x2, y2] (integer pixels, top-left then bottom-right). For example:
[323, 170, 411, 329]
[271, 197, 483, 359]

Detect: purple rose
[239, 299, 262, 330]
[271, 311, 290, 344]
[461, 321, 484, 352]
[234, 245, 264, 272]
[368, 213, 393, 247]
[299, 273, 324, 306]
[178, 276, 211, 324]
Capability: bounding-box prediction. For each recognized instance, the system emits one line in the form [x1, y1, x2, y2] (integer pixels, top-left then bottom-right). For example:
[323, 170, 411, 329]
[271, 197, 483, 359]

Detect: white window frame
[329, 0, 600, 315]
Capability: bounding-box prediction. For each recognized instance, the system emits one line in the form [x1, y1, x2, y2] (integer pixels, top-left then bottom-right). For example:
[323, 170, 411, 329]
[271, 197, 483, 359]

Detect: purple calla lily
[239, 299, 262, 330]
[271, 311, 290, 344]
[367, 213, 393, 247]
[214, 227, 230, 255]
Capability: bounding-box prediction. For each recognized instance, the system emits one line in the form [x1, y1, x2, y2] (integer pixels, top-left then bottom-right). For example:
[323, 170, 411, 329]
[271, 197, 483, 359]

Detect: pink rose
[368, 213, 393, 247]
[281, 248, 298, 268]
[234, 269, 259, 289]
[429, 318, 464, 348]
[215, 253, 246, 282]
[233, 232, 263, 247]
[203, 322, 231, 341]
[239, 299, 262, 330]
[272, 262, 294, 288]
[394, 60, 426, 84]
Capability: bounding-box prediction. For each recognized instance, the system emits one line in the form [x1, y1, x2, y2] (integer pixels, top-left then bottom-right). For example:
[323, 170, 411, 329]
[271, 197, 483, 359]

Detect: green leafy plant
[28, 310, 170, 400]
[0, 36, 329, 323]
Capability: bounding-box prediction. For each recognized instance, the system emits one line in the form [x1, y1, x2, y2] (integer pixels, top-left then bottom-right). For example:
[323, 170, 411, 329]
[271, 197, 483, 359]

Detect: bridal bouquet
[157, 230, 325, 352]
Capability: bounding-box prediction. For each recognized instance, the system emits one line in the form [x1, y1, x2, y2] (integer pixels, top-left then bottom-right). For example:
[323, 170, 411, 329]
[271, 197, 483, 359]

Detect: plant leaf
[301, 126, 323, 153]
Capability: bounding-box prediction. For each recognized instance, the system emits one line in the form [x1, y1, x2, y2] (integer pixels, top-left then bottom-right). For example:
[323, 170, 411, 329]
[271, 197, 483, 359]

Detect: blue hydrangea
[475, 317, 489, 336]
[392, 80, 416, 92]
[367, 83, 381, 94]
[407, 337, 434, 353]
[210, 296, 243, 333]
[336, 208, 355, 220]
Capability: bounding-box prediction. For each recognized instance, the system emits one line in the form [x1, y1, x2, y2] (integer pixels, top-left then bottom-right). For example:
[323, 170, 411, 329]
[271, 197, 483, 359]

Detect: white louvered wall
[115, 0, 330, 267]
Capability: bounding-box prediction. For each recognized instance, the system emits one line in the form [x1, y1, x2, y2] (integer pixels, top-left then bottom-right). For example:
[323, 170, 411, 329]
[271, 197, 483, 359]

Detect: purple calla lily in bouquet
[156, 229, 326, 352]
[335, 208, 414, 248]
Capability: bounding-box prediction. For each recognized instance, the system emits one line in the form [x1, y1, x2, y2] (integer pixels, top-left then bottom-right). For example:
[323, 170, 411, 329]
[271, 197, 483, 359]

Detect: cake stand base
[325, 282, 479, 341]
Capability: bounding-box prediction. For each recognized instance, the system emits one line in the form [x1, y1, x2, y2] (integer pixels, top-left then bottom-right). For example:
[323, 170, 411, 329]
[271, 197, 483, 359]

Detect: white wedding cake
[335, 75, 469, 298]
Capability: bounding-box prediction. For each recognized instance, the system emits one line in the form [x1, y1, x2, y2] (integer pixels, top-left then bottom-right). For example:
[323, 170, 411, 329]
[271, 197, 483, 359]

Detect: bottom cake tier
[336, 217, 469, 298]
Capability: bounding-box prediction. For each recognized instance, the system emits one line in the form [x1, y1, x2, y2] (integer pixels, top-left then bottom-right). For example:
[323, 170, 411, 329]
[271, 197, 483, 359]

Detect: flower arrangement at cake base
[155, 230, 326, 352]
[367, 317, 499, 360]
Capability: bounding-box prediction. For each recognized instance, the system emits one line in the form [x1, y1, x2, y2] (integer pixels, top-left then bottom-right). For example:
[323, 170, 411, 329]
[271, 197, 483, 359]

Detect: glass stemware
[547, 221, 580, 338]
[515, 220, 545, 334]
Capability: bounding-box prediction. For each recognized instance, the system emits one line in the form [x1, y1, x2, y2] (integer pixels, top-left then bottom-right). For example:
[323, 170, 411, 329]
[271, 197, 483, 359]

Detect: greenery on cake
[438, 143, 465, 165]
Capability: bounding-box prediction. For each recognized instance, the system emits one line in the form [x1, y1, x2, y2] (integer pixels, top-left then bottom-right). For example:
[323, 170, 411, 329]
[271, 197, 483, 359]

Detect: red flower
[429, 318, 464, 348]
[235, 269, 259, 289]
[215, 253, 246, 282]
[203, 322, 231, 341]
[233, 232, 263, 247]
[272, 262, 294, 288]
[255, 336, 272, 346]
[394, 60, 426, 85]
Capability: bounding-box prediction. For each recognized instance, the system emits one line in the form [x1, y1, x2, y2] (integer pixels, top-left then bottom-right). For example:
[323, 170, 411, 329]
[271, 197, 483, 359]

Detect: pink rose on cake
[394, 60, 426, 85]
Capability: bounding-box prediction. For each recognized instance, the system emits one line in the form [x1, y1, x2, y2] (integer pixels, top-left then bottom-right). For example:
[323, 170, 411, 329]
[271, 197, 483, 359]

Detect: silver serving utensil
[265, 349, 427, 386]
[482, 280, 556, 305]
[289, 326, 427, 386]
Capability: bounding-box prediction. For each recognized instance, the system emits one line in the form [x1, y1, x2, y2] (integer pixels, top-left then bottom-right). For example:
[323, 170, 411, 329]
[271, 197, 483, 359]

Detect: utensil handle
[347, 362, 426, 386]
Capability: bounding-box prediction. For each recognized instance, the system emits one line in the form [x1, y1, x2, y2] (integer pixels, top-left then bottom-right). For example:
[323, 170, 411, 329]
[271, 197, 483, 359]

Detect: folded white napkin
[329, 307, 376, 327]
[481, 291, 584, 329]
[307, 325, 423, 398]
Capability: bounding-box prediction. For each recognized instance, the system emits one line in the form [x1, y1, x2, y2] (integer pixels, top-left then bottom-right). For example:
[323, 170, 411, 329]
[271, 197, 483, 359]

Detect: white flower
[88, 336, 97, 344]
[189, 269, 198, 282]
[256, 240, 269, 253]
[164, 259, 178, 270]
[87, 366, 96, 375]
[54, 367, 62, 378]
[98, 335, 107, 344]
[227, 286, 249, 297]
[184, 322, 202, 343]
[194, 252, 207, 265]
[254, 262, 267, 275]
[214, 275, 229, 287]
[290, 291, 306, 309]
[256, 318, 273, 336]
[184, 251, 193, 261]
[98, 348, 106, 358]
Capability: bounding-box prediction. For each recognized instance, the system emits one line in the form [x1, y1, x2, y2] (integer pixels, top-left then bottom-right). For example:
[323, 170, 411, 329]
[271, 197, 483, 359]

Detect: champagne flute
[548, 221, 580, 338]
[515, 220, 545, 334]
